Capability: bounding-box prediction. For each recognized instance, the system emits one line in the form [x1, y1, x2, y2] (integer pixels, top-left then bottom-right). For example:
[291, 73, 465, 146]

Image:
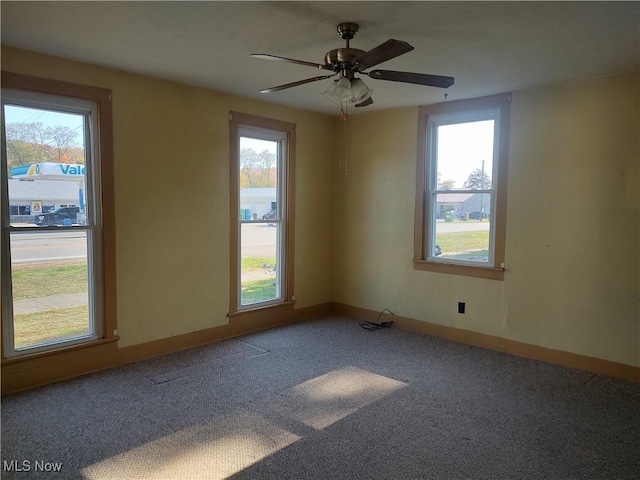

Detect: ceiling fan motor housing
[328, 22, 363, 75]
[324, 48, 366, 73]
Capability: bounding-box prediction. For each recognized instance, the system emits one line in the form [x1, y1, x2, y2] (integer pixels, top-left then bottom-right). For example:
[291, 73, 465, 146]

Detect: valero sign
[58, 164, 85, 176]
[11, 162, 86, 180]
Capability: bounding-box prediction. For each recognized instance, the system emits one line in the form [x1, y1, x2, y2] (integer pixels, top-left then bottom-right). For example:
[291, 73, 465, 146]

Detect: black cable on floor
[359, 308, 394, 331]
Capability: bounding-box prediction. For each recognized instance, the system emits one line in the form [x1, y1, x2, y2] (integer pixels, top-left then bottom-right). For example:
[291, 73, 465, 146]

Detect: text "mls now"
[3, 460, 63, 472]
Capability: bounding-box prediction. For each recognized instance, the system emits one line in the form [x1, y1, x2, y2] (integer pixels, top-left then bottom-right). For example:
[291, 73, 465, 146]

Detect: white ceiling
[2, 1, 638, 115]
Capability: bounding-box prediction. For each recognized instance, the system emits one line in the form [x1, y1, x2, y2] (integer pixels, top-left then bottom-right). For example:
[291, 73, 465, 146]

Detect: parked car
[35, 206, 80, 226]
[262, 210, 277, 221]
[468, 211, 489, 220]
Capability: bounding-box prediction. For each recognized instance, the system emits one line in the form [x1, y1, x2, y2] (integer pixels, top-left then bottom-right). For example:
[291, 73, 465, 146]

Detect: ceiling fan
[252, 22, 454, 113]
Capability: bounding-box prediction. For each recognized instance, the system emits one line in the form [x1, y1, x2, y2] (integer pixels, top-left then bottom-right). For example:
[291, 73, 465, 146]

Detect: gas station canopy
[11, 162, 85, 181]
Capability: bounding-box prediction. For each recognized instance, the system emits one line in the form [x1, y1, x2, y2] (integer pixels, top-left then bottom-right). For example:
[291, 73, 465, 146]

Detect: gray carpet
[2, 316, 639, 479]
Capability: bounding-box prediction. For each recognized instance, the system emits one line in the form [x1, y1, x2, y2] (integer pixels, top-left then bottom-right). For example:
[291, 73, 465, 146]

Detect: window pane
[436, 120, 494, 190]
[239, 137, 278, 188]
[5, 105, 87, 228]
[433, 193, 491, 263]
[240, 223, 281, 306]
[238, 133, 283, 308]
[239, 137, 278, 221]
[9, 230, 90, 349]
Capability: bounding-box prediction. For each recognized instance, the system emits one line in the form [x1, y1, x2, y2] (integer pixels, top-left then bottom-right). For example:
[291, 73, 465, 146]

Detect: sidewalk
[13, 293, 88, 315]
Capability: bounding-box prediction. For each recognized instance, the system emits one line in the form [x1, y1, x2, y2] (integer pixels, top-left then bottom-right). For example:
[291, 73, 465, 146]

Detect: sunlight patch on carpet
[81, 411, 299, 480]
[273, 366, 407, 430]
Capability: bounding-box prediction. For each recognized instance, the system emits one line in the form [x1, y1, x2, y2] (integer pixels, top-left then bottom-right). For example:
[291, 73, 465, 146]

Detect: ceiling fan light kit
[252, 22, 454, 115]
[350, 78, 373, 103]
[322, 76, 373, 106]
[334, 77, 353, 101]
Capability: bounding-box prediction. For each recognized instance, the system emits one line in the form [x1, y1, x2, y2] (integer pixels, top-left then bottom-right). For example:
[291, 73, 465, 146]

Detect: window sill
[413, 259, 504, 280]
[228, 300, 296, 319]
[2, 336, 120, 366]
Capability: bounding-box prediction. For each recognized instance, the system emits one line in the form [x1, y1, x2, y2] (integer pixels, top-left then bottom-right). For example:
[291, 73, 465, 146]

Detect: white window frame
[1, 90, 103, 357]
[414, 93, 511, 280]
[426, 109, 500, 266]
[228, 112, 296, 317]
[236, 126, 287, 310]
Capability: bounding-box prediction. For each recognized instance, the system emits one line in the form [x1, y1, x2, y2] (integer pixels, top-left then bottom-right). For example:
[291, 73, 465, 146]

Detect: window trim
[228, 112, 296, 316]
[1, 72, 118, 361]
[414, 93, 511, 280]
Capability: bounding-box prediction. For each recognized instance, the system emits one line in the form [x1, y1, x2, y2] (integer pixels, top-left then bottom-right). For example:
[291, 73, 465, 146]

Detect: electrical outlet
[458, 302, 465, 314]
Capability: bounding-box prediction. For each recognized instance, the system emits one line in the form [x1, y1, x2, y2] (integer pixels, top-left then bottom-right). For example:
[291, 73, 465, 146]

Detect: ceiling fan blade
[251, 53, 331, 70]
[352, 39, 414, 70]
[367, 70, 454, 88]
[259, 75, 335, 94]
[355, 97, 374, 107]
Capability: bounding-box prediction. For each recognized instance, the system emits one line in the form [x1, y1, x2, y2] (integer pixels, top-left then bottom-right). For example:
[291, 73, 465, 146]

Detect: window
[414, 93, 510, 280]
[1, 72, 116, 358]
[229, 112, 295, 314]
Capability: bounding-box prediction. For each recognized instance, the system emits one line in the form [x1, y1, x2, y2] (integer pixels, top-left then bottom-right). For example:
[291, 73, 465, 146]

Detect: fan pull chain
[337, 109, 348, 176]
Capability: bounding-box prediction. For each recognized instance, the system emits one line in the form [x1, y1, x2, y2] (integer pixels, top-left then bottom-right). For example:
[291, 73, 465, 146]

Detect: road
[436, 220, 490, 233]
[9, 223, 279, 264]
[241, 223, 278, 257]
[10, 230, 87, 264]
[9, 222, 487, 264]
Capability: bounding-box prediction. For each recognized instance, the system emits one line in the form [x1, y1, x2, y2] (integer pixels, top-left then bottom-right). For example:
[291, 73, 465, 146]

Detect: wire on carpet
[359, 308, 394, 331]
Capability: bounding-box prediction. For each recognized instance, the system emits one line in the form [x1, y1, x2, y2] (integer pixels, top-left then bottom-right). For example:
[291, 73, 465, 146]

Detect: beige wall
[333, 72, 639, 367]
[2, 46, 335, 348]
[3, 47, 638, 369]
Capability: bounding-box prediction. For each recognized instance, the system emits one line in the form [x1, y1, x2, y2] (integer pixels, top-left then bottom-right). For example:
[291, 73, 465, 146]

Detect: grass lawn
[14, 305, 89, 349]
[436, 230, 489, 255]
[241, 278, 277, 305]
[241, 256, 277, 304]
[11, 260, 87, 300]
[241, 256, 276, 270]
[10, 261, 88, 348]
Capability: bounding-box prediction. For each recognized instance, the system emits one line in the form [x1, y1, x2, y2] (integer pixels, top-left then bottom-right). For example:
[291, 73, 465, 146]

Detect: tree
[59, 146, 85, 164]
[5, 122, 47, 167]
[47, 125, 79, 163]
[5, 122, 82, 169]
[240, 148, 259, 187]
[463, 168, 491, 190]
[6, 140, 40, 168]
[437, 172, 455, 189]
[239, 148, 277, 188]
[257, 150, 276, 187]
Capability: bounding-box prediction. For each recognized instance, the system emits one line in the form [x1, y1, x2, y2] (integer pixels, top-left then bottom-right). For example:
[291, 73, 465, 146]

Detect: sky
[4, 105, 84, 146]
[5, 105, 84, 129]
[437, 119, 494, 188]
[240, 136, 278, 154]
